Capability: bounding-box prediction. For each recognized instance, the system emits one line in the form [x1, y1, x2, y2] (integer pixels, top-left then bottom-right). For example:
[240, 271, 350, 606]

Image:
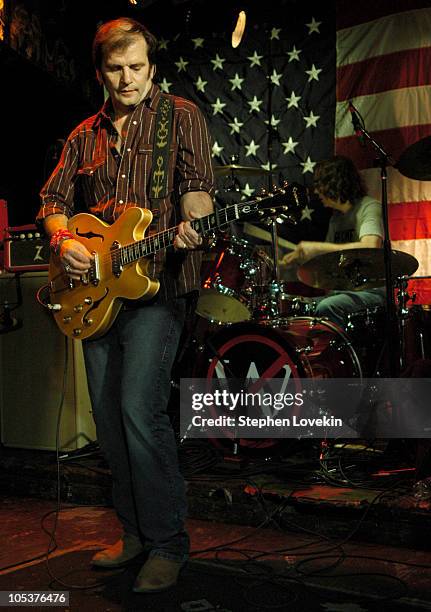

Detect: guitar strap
[149, 94, 174, 201]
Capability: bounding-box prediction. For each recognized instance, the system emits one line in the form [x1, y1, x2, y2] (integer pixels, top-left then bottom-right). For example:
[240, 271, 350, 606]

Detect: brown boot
[133, 556, 183, 593]
[91, 533, 145, 568]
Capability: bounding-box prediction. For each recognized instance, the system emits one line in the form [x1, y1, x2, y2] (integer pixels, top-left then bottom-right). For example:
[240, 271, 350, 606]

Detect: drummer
[281, 155, 385, 329]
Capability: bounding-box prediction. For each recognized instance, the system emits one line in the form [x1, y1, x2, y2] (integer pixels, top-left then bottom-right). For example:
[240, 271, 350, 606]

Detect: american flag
[335, 0, 431, 304]
[154, 2, 336, 244]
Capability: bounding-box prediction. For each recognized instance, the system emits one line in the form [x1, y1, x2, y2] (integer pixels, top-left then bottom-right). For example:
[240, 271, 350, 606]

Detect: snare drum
[251, 282, 317, 320]
[196, 236, 260, 324]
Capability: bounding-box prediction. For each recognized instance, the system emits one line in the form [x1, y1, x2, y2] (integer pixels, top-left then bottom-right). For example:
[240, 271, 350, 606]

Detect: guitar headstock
[244, 182, 311, 225]
[238, 188, 296, 224]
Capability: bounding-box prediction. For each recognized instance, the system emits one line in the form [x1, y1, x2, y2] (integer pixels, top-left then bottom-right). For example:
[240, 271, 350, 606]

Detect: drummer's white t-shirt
[325, 195, 383, 244]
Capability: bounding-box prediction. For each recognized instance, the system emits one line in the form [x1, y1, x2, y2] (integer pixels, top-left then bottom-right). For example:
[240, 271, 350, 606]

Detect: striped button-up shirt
[37, 83, 215, 299]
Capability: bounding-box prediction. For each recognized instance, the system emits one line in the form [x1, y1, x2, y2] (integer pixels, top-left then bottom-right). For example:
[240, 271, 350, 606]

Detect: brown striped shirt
[37, 83, 215, 299]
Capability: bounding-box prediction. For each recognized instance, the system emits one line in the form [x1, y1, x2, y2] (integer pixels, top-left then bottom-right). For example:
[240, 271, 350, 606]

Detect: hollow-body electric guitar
[47, 192, 290, 340]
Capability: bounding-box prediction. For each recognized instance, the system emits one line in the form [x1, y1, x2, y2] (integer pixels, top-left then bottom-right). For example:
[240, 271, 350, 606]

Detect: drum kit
[188, 143, 431, 387]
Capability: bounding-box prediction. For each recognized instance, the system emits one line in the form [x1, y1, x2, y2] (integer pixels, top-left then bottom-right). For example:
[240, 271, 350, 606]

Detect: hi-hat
[298, 248, 419, 291]
[395, 136, 431, 181]
[214, 164, 270, 176]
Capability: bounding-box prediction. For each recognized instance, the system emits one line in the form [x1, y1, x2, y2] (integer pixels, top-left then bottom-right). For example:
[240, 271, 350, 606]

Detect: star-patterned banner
[155, 5, 336, 241]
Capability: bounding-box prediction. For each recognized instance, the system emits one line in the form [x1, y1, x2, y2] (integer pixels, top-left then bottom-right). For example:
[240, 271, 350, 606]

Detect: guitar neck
[120, 200, 259, 265]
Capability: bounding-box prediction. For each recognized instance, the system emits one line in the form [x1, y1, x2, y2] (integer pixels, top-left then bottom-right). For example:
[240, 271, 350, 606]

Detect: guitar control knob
[73, 328, 82, 336]
[84, 297, 93, 305]
[63, 316, 72, 323]
[84, 318, 93, 326]
[74, 304, 83, 312]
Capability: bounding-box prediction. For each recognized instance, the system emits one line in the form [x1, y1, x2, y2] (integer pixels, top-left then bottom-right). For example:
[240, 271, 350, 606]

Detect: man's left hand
[174, 220, 203, 250]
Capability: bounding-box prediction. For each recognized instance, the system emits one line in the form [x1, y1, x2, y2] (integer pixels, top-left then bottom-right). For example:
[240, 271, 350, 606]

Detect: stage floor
[1, 495, 431, 611]
[1, 441, 431, 610]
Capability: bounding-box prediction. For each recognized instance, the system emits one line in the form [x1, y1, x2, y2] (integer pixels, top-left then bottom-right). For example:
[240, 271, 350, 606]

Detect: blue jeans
[314, 288, 386, 329]
[83, 297, 189, 562]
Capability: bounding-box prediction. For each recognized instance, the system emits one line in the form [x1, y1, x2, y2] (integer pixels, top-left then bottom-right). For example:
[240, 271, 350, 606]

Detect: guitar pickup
[110, 240, 123, 277]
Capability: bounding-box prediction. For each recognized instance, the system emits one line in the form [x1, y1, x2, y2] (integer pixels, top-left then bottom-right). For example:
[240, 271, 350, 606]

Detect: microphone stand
[266, 33, 280, 288]
[352, 113, 400, 376]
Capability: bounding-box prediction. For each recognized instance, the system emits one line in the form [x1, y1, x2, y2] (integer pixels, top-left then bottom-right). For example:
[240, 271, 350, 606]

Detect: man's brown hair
[92, 17, 158, 71]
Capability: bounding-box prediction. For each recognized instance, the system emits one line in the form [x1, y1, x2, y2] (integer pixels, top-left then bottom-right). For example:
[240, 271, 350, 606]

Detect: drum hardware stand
[221, 155, 242, 194]
[180, 333, 249, 468]
[395, 275, 416, 371]
[206, 335, 248, 467]
[351, 101, 400, 376]
[396, 274, 431, 366]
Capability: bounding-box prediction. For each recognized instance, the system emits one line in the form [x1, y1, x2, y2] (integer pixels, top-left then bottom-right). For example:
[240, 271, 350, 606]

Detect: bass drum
[194, 317, 362, 454]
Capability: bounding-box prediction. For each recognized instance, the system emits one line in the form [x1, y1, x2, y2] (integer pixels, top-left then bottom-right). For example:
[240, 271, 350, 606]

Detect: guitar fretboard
[119, 200, 258, 266]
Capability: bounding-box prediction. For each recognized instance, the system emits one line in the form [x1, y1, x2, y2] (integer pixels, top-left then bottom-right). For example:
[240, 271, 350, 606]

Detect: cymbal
[298, 248, 419, 291]
[395, 136, 431, 181]
[214, 164, 270, 176]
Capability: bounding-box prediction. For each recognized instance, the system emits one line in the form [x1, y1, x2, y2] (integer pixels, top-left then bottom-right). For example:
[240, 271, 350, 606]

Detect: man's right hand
[59, 238, 93, 280]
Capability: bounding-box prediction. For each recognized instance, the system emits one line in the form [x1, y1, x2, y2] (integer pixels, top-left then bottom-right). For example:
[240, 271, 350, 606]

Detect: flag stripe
[363, 168, 431, 207]
[392, 239, 431, 276]
[389, 202, 431, 240]
[336, 125, 431, 172]
[337, 8, 431, 67]
[337, 47, 431, 101]
[335, 87, 431, 137]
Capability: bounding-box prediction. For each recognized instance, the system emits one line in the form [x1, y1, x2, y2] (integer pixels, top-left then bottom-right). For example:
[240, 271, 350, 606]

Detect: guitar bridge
[89, 252, 100, 285]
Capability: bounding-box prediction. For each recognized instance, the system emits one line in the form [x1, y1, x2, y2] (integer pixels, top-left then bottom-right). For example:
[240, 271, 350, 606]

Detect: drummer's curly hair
[313, 156, 366, 203]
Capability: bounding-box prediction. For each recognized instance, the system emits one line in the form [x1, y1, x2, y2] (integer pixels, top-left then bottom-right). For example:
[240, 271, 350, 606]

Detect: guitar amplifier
[3, 225, 50, 272]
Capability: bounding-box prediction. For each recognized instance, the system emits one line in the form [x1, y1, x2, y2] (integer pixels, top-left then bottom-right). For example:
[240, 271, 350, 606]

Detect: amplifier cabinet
[0, 272, 96, 450]
[4, 225, 49, 272]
